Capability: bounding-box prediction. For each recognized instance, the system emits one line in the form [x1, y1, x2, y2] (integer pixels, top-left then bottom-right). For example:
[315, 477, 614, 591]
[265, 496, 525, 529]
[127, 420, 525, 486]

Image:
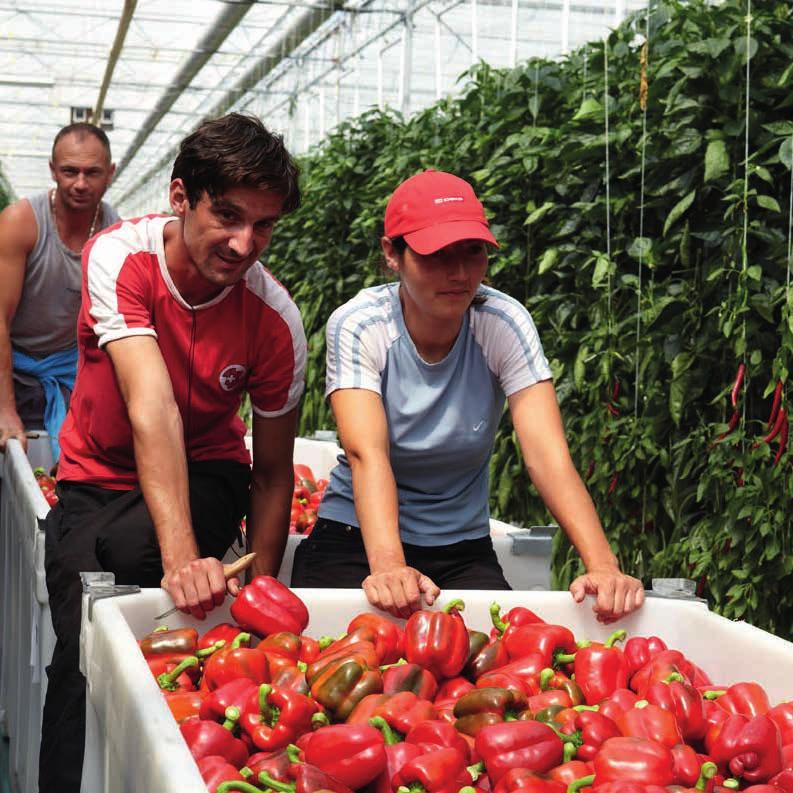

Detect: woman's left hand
[569, 567, 645, 624]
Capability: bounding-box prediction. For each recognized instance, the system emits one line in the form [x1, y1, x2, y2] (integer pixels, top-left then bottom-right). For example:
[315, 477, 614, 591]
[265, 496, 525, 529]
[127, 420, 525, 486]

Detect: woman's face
[383, 237, 489, 324]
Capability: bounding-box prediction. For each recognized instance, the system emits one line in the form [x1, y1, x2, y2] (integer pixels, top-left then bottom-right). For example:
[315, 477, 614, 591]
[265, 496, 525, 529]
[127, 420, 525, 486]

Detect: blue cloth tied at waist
[12, 346, 78, 461]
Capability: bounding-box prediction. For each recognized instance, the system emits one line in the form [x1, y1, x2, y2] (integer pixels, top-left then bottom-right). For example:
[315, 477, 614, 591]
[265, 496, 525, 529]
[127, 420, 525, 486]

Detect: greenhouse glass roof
[0, 0, 647, 215]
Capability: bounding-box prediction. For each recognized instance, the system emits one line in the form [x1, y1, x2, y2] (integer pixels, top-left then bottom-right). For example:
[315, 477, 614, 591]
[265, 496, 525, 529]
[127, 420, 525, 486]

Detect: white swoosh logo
[473, 420, 485, 431]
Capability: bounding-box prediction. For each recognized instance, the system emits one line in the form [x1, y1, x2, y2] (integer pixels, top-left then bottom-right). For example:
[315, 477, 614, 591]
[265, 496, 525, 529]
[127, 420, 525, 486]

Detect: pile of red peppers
[139, 582, 793, 793]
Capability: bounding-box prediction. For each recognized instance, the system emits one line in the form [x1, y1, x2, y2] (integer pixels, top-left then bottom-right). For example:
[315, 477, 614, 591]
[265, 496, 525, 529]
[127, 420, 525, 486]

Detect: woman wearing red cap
[291, 170, 643, 622]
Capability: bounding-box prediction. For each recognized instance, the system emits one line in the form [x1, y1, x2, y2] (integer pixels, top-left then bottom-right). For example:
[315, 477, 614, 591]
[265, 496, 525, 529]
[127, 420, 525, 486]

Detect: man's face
[49, 133, 115, 212]
[170, 180, 284, 289]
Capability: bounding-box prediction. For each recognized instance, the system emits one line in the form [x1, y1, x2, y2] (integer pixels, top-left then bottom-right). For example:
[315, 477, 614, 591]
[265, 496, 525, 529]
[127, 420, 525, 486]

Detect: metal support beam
[114, 0, 342, 208]
[92, 0, 137, 126]
[113, 0, 255, 182]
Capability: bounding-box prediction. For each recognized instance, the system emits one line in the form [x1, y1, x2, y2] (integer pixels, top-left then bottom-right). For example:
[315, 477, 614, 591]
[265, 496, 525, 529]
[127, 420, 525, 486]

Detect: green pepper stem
[635, 700, 649, 709]
[223, 706, 241, 732]
[467, 761, 485, 781]
[379, 658, 407, 671]
[232, 632, 251, 649]
[287, 744, 302, 764]
[259, 683, 273, 721]
[153, 625, 169, 633]
[297, 660, 307, 672]
[540, 668, 555, 691]
[573, 705, 599, 712]
[217, 782, 271, 793]
[369, 715, 401, 746]
[490, 602, 508, 634]
[257, 771, 296, 793]
[723, 779, 740, 790]
[156, 656, 198, 691]
[563, 741, 577, 763]
[703, 690, 727, 700]
[311, 711, 330, 729]
[196, 640, 226, 658]
[695, 762, 718, 791]
[318, 635, 336, 649]
[576, 640, 592, 649]
[664, 672, 684, 683]
[567, 775, 595, 793]
[605, 629, 627, 648]
[555, 651, 577, 665]
[443, 599, 465, 614]
[459, 788, 477, 793]
[240, 767, 253, 780]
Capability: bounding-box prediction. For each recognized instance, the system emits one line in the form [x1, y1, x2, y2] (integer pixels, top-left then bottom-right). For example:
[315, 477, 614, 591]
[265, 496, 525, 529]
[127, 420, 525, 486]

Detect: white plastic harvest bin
[0, 436, 55, 793]
[78, 586, 793, 793]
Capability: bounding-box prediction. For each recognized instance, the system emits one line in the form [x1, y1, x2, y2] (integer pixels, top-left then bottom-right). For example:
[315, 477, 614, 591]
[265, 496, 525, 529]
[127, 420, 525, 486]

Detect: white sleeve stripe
[330, 291, 393, 387]
[477, 303, 546, 382]
[97, 327, 158, 349]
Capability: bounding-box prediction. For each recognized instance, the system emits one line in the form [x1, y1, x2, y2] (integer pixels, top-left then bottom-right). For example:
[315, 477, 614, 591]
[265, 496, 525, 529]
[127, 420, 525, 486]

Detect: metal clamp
[80, 571, 141, 619]
[508, 525, 558, 556]
[647, 578, 706, 603]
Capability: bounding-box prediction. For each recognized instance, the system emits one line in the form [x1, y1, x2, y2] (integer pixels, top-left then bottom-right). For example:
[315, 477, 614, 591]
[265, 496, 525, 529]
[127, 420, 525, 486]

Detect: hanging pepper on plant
[715, 364, 745, 443]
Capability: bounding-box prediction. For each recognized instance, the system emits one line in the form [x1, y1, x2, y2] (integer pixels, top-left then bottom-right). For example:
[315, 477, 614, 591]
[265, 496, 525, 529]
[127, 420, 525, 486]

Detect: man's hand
[161, 556, 229, 620]
[0, 407, 26, 452]
[363, 565, 440, 620]
[570, 567, 645, 624]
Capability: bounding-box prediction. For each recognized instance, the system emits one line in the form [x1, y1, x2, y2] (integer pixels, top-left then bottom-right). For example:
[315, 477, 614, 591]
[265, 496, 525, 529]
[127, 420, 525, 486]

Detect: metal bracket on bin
[80, 571, 141, 620]
[646, 578, 706, 603]
[507, 525, 558, 556]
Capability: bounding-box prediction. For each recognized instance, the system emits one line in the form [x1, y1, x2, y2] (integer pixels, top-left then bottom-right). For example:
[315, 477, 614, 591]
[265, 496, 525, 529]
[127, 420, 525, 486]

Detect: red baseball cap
[384, 170, 498, 255]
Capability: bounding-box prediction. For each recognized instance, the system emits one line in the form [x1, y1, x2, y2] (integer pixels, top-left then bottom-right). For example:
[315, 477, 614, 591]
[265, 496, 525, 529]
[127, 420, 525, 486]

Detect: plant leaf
[704, 139, 729, 182]
[663, 190, 696, 237]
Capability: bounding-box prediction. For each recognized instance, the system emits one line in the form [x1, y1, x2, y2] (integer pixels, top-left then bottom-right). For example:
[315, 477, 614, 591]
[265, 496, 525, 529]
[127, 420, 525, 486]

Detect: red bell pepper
[240, 684, 322, 751]
[592, 737, 675, 787]
[248, 753, 354, 793]
[573, 630, 629, 706]
[631, 651, 696, 696]
[670, 743, 716, 787]
[298, 723, 387, 788]
[490, 602, 545, 640]
[393, 747, 476, 793]
[768, 704, 793, 745]
[554, 708, 621, 762]
[382, 661, 439, 700]
[198, 623, 244, 652]
[438, 677, 476, 701]
[769, 769, 793, 792]
[492, 768, 565, 793]
[537, 668, 585, 708]
[166, 689, 206, 723]
[464, 631, 510, 682]
[502, 624, 577, 668]
[624, 636, 668, 677]
[181, 709, 250, 768]
[474, 720, 564, 784]
[453, 687, 528, 736]
[644, 673, 706, 743]
[547, 760, 594, 788]
[598, 688, 639, 723]
[405, 719, 472, 762]
[259, 632, 321, 665]
[347, 691, 435, 737]
[348, 612, 405, 666]
[201, 634, 271, 692]
[139, 626, 198, 657]
[477, 654, 546, 694]
[201, 679, 260, 723]
[150, 655, 199, 692]
[706, 714, 783, 783]
[308, 653, 384, 721]
[246, 747, 292, 782]
[404, 600, 469, 681]
[617, 701, 685, 748]
[307, 640, 380, 683]
[199, 756, 253, 792]
[271, 661, 310, 696]
[369, 716, 423, 793]
[712, 683, 771, 719]
[230, 576, 309, 638]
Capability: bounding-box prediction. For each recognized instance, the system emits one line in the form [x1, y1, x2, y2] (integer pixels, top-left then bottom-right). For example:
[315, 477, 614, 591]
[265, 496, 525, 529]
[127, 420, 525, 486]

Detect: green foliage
[265, 0, 793, 638]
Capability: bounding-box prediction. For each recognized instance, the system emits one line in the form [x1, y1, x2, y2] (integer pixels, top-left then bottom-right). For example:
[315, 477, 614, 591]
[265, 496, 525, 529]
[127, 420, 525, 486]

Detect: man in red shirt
[40, 114, 306, 793]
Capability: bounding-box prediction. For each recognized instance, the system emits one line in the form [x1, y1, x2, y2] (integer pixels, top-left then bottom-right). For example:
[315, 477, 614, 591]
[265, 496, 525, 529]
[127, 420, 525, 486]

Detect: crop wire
[604, 37, 612, 339]
[740, 0, 751, 441]
[634, 3, 651, 419]
[787, 134, 792, 290]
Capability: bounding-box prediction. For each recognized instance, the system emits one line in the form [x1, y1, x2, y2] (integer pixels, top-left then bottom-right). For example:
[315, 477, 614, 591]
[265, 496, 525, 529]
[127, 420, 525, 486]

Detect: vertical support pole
[510, 0, 518, 68]
[561, 0, 570, 54]
[400, 1, 414, 116]
[434, 15, 442, 100]
[303, 93, 311, 152]
[319, 83, 325, 138]
[378, 47, 384, 110]
[471, 0, 478, 65]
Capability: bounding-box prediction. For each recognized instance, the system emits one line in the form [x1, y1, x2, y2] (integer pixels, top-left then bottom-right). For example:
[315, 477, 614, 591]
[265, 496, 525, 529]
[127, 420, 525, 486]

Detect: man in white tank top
[0, 123, 118, 454]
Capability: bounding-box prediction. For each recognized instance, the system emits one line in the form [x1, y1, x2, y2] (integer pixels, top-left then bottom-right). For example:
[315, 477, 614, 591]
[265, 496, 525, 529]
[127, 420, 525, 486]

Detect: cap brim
[403, 220, 499, 256]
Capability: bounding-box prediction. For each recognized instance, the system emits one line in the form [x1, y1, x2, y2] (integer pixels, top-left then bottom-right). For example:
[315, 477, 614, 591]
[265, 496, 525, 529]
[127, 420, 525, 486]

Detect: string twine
[604, 38, 612, 337]
[740, 1, 751, 439]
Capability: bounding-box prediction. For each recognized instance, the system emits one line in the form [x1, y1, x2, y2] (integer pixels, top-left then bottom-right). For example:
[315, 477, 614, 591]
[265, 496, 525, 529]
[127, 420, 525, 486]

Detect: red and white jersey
[57, 215, 306, 489]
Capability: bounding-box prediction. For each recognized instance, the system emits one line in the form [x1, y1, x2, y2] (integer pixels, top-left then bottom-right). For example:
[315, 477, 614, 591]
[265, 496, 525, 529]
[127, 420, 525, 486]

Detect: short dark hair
[171, 113, 300, 213]
[52, 123, 112, 162]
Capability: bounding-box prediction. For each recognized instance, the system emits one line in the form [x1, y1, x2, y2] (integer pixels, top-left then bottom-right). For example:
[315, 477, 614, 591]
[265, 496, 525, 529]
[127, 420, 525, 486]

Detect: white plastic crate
[78, 585, 793, 793]
[0, 437, 55, 793]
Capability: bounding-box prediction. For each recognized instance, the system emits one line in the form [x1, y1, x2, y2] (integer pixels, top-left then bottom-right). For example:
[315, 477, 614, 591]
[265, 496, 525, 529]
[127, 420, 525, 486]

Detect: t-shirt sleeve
[247, 298, 307, 418]
[325, 303, 387, 396]
[473, 294, 552, 396]
[84, 233, 158, 349]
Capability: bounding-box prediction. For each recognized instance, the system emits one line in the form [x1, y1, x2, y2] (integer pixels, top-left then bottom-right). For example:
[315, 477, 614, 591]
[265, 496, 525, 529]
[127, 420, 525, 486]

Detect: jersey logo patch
[219, 364, 246, 391]
[473, 420, 486, 431]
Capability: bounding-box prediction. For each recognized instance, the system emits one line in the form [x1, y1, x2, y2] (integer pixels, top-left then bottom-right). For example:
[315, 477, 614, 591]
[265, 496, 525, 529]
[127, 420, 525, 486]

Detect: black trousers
[291, 517, 511, 590]
[39, 460, 250, 793]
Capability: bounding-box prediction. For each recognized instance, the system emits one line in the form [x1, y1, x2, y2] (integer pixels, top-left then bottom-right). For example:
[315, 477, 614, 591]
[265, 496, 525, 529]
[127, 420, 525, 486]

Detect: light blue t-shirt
[318, 282, 552, 546]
